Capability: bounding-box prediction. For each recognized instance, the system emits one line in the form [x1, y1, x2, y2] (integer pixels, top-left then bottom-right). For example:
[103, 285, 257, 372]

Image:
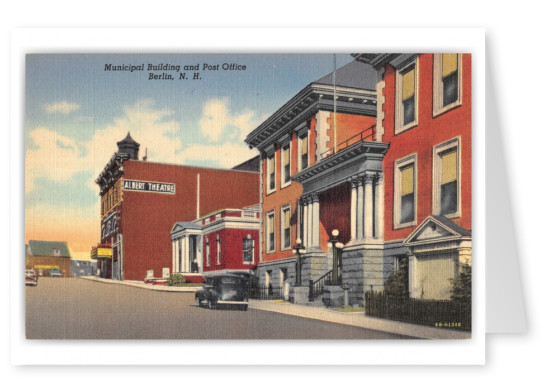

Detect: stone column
[172, 240, 176, 274]
[312, 193, 320, 247]
[182, 235, 189, 273]
[350, 181, 358, 241]
[408, 252, 419, 298]
[357, 178, 364, 239]
[177, 238, 182, 273]
[375, 176, 384, 239]
[364, 176, 374, 239]
[302, 198, 308, 248]
[307, 196, 313, 248]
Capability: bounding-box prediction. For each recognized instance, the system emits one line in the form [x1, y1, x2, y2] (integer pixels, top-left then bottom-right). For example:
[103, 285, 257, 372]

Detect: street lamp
[292, 238, 306, 285]
[329, 229, 343, 285]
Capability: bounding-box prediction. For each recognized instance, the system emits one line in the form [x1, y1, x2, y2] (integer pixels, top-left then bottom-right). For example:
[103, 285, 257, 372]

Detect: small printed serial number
[434, 322, 462, 328]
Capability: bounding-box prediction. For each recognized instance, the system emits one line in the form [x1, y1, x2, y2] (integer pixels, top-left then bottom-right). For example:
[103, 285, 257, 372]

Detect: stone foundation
[323, 285, 344, 307]
[290, 285, 310, 304]
[341, 244, 384, 306]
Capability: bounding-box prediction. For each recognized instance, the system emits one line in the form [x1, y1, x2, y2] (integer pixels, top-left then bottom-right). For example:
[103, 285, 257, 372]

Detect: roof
[117, 132, 140, 146]
[315, 60, 378, 90]
[172, 221, 203, 231]
[245, 61, 378, 149]
[431, 215, 471, 237]
[28, 240, 71, 258]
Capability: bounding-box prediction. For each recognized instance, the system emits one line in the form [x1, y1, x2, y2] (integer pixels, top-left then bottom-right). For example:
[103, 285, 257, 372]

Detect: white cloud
[26, 127, 83, 193]
[44, 100, 80, 114]
[199, 98, 259, 142]
[84, 99, 182, 189]
[26, 98, 262, 195]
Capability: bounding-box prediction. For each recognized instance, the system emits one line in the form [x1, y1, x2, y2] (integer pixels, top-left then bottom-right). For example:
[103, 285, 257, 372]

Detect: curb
[81, 276, 201, 292]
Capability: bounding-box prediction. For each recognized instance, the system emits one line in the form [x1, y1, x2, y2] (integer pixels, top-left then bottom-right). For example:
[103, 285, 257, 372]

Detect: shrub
[383, 257, 409, 299]
[450, 264, 471, 304]
[166, 273, 186, 286]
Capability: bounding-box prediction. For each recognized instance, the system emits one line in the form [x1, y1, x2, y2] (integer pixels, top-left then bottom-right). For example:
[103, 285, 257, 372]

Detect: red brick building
[245, 55, 472, 305]
[245, 61, 387, 299]
[92, 134, 259, 281]
[170, 206, 260, 277]
[356, 53, 472, 300]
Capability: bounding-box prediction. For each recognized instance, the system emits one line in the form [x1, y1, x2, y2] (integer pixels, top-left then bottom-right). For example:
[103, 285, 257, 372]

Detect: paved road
[25, 278, 413, 339]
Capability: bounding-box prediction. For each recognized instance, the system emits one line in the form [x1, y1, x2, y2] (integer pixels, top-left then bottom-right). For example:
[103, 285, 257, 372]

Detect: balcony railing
[319, 124, 377, 160]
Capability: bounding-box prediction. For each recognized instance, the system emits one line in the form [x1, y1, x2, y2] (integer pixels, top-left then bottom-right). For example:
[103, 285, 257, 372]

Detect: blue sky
[25, 53, 355, 259]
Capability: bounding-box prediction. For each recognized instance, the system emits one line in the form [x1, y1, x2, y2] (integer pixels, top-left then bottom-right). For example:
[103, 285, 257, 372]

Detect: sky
[25, 53, 355, 260]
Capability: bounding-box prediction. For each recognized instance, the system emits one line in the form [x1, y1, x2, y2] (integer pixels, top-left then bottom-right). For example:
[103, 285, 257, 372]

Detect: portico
[293, 140, 389, 304]
[171, 222, 203, 274]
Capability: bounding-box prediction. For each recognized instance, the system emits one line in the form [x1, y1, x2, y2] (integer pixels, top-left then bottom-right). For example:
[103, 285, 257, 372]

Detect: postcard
[14, 28, 486, 365]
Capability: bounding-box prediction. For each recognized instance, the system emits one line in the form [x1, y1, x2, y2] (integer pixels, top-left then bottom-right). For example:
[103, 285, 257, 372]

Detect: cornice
[292, 141, 389, 183]
[245, 83, 377, 151]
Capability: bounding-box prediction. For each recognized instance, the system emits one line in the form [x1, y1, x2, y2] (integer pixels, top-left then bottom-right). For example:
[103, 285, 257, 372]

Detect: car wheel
[208, 300, 216, 310]
[196, 297, 202, 307]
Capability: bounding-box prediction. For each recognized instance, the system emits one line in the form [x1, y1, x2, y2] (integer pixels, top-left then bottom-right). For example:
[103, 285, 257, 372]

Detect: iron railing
[365, 291, 471, 331]
[250, 286, 284, 300]
[308, 270, 333, 301]
[319, 124, 377, 160]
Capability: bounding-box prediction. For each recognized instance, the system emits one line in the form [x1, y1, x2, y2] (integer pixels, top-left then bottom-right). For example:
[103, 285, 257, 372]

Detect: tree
[450, 264, 471, 304]
[384, 256, 409, 299]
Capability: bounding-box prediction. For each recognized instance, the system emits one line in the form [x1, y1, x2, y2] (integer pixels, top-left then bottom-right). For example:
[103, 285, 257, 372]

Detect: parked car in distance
[50, 268, 62, 277]
[195, 274, 248, 311]
[25, 269, 38, 286]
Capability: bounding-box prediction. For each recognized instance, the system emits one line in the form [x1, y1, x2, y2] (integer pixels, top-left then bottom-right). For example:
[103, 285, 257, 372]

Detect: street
[25, 278, 412, 339]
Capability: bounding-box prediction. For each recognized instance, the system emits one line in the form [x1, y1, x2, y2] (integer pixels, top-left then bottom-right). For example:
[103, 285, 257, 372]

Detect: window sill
[280, 181, 291, 190]
[394, 220, 417, 230]
[433, 101, 462, 118]
[395, 121, 418, 135]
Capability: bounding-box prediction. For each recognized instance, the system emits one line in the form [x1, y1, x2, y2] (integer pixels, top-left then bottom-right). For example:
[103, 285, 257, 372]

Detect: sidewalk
[82, 276, 202, 292]
[82, 276, 471, 339]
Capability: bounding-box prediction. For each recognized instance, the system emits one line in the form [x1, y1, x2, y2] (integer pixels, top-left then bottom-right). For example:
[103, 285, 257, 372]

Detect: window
[281, 143, 291, 186]
[394, 154, 417, 228]
[395, 59, 418, 133]
[433, 53, 462, 116]
[433, 138, 461, 218]
[267, 154, 276, 193]
[205, 238, 210, 267]
[281, 205, 291, 250]
[298, 133, 308, 171]
[243, 238, 254, 264]
[266, 211, 275, 253]
[216, 234, 221, 265]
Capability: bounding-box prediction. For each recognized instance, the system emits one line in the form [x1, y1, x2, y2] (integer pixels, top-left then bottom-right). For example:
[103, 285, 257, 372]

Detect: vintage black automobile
[195, 274, 248, 311]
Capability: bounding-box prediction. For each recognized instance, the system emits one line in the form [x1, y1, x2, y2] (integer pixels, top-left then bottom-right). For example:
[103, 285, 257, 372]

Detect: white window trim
[432, 137, 462, 219]
[205, 238, 210, 267]
[266, 210, 276, 254]
[297, 131, 309, 172]
[243, 238, 255, 265]
[216, 234, 221, 265]
[266, 153, 276, 195]
[433, 53, 463, 117]
[395, 57, 419, 135]
[280, 142, 291, 189]
[393, 153, 418, 229]
[280, 204, 292, 250]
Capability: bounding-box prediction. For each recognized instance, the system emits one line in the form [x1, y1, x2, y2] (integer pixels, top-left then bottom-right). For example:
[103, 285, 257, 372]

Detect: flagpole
[333, 54, 337, 154]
